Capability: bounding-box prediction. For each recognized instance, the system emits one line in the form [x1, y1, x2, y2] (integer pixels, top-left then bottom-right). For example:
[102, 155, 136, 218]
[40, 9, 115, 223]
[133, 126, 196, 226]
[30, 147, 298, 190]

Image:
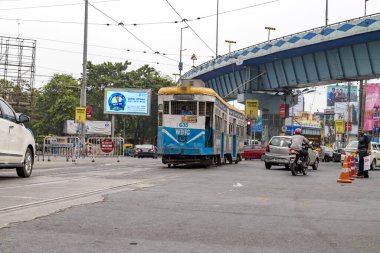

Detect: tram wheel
[167, 164, 172, 168]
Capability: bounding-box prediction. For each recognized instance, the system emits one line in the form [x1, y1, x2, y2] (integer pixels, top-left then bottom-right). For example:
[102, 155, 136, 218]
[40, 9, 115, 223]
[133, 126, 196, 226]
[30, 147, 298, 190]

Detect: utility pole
[325, 0, 329, 26]
[80, 0, 88, 155]
[225, 40, 236, 57]
[179, 26, 188, 83]
[265, 26, 276, 44]
[365, 0, 369, 16]
[216, 0, 219, 58]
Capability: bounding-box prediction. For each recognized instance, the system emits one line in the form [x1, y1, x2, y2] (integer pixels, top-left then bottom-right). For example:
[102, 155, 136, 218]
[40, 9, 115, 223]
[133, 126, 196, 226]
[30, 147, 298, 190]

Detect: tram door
[232, 118, 237, 159]
[205, 102, 214, 148]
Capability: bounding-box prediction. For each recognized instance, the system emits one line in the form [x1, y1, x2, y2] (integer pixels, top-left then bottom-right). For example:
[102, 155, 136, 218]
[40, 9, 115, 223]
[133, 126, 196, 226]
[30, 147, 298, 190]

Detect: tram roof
[158, 86, 244, 115]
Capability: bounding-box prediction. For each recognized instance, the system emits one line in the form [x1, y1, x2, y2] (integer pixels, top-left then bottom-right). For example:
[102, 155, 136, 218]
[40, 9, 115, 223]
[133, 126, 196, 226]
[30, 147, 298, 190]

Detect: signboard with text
[104, 88, 151, 116]
[75, 107, 86, 125]
[245, 99, 258, 121]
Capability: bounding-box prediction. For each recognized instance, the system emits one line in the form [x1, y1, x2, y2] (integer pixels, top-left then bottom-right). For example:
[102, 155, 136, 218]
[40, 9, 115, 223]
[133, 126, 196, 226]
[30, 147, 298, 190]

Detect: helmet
[294, 128, 301, 135]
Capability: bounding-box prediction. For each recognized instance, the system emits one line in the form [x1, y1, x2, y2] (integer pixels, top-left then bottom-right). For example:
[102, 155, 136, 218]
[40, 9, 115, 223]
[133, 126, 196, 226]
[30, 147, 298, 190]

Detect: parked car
[244, 139, 260, 145]
[0, 97, 35, 177]
[320, 146, 334, 162]
[242, 144, 266, 160]
[134, 144, 158, 158]
[341, 141, 380, 170]
[264, 136, 319, 170]
[333, 148, 343, 162]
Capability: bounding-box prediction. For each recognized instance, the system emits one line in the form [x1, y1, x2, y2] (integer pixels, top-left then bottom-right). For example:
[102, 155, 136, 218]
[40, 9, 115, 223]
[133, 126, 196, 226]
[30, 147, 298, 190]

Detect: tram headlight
[179, 135, 187, 142]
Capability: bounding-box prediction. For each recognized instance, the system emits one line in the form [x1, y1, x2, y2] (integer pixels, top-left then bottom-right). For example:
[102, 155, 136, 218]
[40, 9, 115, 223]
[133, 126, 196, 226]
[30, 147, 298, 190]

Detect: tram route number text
[175, 129, 191, 136]
[178, 123, 189, 127]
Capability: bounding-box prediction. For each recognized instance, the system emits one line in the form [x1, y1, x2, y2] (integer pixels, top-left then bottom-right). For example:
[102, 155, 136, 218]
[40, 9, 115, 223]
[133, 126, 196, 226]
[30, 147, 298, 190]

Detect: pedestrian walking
[357, 128, 370, 178]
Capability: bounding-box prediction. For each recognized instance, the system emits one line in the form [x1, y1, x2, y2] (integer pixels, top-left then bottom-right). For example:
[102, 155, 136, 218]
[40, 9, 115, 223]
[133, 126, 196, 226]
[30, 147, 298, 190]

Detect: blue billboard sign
[286, 126, 302, 135]
[104, 88, 151, 116]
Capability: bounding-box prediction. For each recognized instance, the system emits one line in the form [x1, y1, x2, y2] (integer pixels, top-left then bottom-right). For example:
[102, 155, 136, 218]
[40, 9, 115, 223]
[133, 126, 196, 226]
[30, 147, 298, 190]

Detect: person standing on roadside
[357, 128, 371, 178]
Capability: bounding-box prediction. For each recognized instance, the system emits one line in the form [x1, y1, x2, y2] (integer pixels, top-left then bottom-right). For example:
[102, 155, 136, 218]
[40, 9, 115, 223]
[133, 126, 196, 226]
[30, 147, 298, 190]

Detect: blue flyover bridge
[182, 13, 380, 140]
[183, 13, 380, 98]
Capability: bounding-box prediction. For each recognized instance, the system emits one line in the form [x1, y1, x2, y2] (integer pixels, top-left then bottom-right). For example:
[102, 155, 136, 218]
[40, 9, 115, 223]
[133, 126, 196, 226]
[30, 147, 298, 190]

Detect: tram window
[206, 102, 213, 116]
[171, 101, 197, 115]
[199, 102, 206, 116]
[164, 101, 169, 114]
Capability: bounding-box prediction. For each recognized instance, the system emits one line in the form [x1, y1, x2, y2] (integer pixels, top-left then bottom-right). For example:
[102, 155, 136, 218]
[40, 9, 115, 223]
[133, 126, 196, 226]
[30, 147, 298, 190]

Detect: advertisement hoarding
[327, 84, 358, 106]
[335, 120, 345, 134]
[63, 120, 111, 135]
[104, 88, 151, 116]
[364, 83, 380, 131]
[245, 99, 258, 121]
[75, 107, 86, 124]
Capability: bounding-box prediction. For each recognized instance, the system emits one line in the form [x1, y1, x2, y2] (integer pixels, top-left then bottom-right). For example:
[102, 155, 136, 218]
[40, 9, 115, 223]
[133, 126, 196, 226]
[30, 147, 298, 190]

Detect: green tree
[86, 62, 174, 144]
[32, 74, 80, 136]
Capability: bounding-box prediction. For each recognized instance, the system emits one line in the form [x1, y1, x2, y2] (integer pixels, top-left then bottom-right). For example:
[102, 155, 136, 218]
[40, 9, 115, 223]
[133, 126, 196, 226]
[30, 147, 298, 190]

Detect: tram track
[0, 174, 175, 214]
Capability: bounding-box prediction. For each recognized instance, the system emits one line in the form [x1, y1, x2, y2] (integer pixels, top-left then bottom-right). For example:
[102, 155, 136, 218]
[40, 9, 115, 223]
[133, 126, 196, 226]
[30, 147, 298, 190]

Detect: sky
[1, 0, 379, 112]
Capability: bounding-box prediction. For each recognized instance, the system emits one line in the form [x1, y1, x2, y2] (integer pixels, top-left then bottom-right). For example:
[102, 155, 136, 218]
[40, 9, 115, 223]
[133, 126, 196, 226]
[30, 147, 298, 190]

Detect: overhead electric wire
[38, 46, 178, 66]
[0, 0, 279, 27]
[0, 0, 119, 11]
[165, 0, 216, 55]
[87, 1, 191, 66]
[0, 32, 213, 59]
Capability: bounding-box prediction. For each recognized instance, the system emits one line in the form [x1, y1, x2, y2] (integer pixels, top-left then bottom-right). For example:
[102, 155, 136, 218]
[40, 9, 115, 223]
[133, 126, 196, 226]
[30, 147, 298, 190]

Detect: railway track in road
[0, 162, 162, 191]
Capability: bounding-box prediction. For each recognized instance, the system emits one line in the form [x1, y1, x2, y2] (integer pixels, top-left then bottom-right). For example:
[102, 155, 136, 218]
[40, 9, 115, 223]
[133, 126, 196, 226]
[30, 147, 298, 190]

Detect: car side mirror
[18, 114, 30, 123]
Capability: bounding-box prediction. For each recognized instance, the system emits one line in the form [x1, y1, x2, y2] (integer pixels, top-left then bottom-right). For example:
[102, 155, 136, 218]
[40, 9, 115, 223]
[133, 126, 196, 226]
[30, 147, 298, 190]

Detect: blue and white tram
[157, 81, 245, 167]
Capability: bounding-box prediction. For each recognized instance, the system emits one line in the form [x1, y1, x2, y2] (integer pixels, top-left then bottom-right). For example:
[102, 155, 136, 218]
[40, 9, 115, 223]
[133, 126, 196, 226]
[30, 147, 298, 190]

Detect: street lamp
[225, 40, 236, 57]
[265, 26, 276, 44]
[172, 73, 180, 83]
[179, 26, 189, 83]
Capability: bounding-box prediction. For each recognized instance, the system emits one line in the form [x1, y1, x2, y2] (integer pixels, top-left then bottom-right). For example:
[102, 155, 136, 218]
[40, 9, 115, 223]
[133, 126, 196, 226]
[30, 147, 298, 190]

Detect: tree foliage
[28, 62, 174, 144]
[32, 74, 80, 137]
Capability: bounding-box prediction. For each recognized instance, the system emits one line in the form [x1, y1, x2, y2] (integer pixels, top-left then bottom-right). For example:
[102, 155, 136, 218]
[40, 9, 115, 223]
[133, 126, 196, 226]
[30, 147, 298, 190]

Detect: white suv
[0, 97, 35, 177]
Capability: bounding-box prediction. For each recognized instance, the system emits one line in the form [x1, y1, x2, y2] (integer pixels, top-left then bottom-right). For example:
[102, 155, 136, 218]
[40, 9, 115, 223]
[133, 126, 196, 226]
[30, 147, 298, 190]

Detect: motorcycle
[289, 143, 310, 176]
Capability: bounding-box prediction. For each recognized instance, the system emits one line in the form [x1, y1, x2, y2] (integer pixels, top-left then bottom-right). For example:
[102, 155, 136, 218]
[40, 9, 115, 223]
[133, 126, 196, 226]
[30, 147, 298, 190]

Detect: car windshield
[346, 141, 358, 149]
[325, 147, 333, 152]
[270, 137, 291, 147]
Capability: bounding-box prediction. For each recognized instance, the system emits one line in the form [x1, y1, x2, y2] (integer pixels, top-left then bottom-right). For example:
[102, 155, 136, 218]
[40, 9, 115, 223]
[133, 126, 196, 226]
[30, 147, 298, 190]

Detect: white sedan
[0, 97, 35, 177]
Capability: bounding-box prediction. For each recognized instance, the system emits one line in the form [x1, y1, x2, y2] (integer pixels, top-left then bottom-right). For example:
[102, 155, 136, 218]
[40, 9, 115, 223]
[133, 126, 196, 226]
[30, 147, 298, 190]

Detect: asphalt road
[0, 157, 379, 253]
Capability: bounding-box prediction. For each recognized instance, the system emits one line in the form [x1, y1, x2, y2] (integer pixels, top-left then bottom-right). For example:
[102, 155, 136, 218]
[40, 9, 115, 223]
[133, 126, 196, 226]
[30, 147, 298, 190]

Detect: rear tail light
[289, 148, 296, 154]
[266, 145, 270, 152]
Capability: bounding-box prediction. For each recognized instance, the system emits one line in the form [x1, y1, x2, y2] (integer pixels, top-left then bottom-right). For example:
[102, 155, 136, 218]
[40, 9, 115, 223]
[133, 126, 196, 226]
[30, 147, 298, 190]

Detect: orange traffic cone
[349, 155, 357, 178]
[337, 156, 352, 183]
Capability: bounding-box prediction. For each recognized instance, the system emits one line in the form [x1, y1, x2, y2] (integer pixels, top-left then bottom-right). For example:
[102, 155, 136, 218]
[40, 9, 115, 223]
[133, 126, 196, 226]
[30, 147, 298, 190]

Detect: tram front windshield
[171, 101, 197, 115]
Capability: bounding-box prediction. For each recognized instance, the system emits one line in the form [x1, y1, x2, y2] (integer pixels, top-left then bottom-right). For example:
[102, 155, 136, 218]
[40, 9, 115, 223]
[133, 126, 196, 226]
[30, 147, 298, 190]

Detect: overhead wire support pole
[80, 0, 88, 156]
[216, 0, 219, 58]
[325, 0, 329, 26]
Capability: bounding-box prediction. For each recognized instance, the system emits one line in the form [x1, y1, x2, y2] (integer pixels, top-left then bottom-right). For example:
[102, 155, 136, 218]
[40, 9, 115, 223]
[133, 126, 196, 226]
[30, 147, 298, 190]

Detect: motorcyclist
[290, 128, 311, 167]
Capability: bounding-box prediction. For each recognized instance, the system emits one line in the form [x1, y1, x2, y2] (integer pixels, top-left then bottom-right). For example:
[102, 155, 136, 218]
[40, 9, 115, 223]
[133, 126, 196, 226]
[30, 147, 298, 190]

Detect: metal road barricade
[42, 136, 82, 162]
[87, 137, 124, 162]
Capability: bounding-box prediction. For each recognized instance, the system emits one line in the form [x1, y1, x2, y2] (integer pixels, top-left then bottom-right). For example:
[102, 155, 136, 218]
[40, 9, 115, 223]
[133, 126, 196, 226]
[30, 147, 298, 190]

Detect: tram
[157, 79, 245, 167]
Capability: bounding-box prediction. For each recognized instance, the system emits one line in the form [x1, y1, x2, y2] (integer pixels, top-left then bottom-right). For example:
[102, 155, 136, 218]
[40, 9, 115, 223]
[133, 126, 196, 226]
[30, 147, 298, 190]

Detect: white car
[341, 141, 380, 170]
[0, 97, 35, 177]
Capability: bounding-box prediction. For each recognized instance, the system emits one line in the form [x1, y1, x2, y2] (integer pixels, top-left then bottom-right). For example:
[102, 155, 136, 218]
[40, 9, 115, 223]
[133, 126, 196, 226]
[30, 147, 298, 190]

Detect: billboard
[364, 83, 380, 131]
[335, 120, 345, 134]
[104, 88, 151, 116]
[245, 99, 258, 121]
[63, 120, 111, 135]
[327, 84, 358, 106]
